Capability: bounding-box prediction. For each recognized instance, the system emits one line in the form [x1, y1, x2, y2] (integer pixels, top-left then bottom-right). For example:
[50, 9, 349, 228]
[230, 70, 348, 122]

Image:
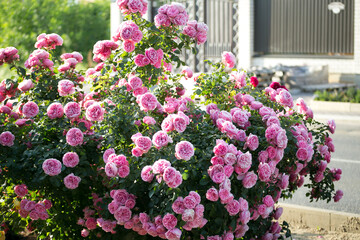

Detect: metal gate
[254, 0, 354, 56]
[150, 0, 239, 72]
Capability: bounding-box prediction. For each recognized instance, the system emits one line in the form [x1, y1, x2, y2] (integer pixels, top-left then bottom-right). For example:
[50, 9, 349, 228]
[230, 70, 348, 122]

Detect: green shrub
[314, 88, 360, 103]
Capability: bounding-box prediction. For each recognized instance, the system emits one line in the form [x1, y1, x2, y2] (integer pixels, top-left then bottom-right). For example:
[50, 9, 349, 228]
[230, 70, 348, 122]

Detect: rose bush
[0, 1, 342, 239]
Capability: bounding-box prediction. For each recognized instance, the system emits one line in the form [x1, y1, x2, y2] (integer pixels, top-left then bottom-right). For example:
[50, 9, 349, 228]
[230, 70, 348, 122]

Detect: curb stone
[278, 203, 360, 233]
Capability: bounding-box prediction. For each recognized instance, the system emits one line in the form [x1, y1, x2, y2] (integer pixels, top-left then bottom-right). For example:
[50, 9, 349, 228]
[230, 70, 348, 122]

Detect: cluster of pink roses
[108, 189, 135, 226]
[182, 20, 208, 45]
[229, 71, 246, 89]
[207, 104, 247, 141]
[15, 186, 52, 221]
[34, 33, 63, 50]
[112, 20, 143, 53]
[24, 49, 54, 71]
[154, 3, 189, 27]
[141, 159, 183, 188]
[135, 47, 164, 68]
[116, 0, 148, 16]
[103, 149, 130, 178]
[42, 158, 80, 189]
[0, 47, 19, 65]
[123, 75, 148, 97]
[163, 96, 192, 114]
[131, 132, 152, 157]
[58, 52, 83, 72]
[264, 83, 294, 108]
[172, 191, 207, 232]
[0, 131, 15, 147]
[19, 198, 52, 220]
[92, 40, 119, 62]
[0, 80, 18, 102]
[161, 111, 190, 133]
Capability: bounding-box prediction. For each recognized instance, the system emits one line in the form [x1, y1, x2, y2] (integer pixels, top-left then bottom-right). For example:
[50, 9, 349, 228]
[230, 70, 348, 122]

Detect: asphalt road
[280, 115, 360, 214]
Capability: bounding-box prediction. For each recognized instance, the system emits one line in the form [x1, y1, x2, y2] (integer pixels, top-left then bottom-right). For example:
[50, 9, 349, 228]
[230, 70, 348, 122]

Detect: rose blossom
[58, 80, 75, 96]
[334, 190, 343, 202]
[103, 148, 116, 163]
[328, 119, 336, 134]
[173, 115, 187, 133]
[62, 152, 80, 168]
[22, 101, 39, 118]
[163, 166, 177, 183]
[258, 163, 272, 182]
[66, 128, 84, 146]
[162, 213, 177, 230]
[64, 173, 81, 189]
[14, 184, 28, 197]
[18, 79, 34, 92]
[226, 199, 241, 216]
[141, 165, 154, 182]
[134, 136, 152, 152]
[0, 131, 15, 147]
[152, 131, 172, 149]
[172, 197, 185, 214]
[47, 103, 64, 119]
[165, 228, 182, 240]
[242, 171, 257, 188]
[86, 103, 104, 121]
[245, 134, 259, 151]
[143, 116, 156, 125]
[139, 93, 158, 111]
[42, 158, 62, 176]
[64, 102, 81, 119]
[222, 51, 236, 68]
[175, 141, 194, 161]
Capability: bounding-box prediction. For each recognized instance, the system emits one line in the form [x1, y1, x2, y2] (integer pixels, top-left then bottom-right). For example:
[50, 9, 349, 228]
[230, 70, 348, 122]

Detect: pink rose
[18, 79, 34, 92]
[139, 93, 158, 111]
[258, 163, 271, 182]
[114, 206, 132, 223]
[22, 101, 39, 118]
[334, 190, 343, 202]
[62, 152, 80, 168]
[205, 187, 219, 202]
[244, 134, 259, 151]
[165, 228, 182, 240]
[47, 103, 64, 119]
[170, 198, 184, 216]
[66, 128, 84, 146]
[328, 119, 336, 134]
[152, 159, 171, 174]
[14, 184, 28, 197]
[134, 54, 150, 67]
[123, 40, 135, 52]
[42, 158, 62, 176]
[103, 148, 116, 163]
[263, 195, 274, 207]
[64, 173, 81, 189]
[175, 141, 194, 161]
[162, 213, 177, 230]
[226, 199, 240, 216]
[58, 79, 75, 96]
[163, 166, 177, 183]
[134, 136, 152, 152]
[152, 131, 172, 148]
[143, 116, 156, 125]
[213, 142, 228, 156]
[0, 131, 15, 147]
[118, 165, 130, 178]
[173, 115, 187, 133]
[222, 51, 236, 68]
[86, 103, 104, 121]
[64, 102, 81, 119]
[141, 165, 154, 182]
[242, 171, 257, 188]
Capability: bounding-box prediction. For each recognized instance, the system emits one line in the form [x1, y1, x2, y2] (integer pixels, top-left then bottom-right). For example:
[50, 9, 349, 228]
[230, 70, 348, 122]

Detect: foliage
[0, 2, 342, 240]
[314, 87, 360, 103]
[0, 0, 110, 64]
